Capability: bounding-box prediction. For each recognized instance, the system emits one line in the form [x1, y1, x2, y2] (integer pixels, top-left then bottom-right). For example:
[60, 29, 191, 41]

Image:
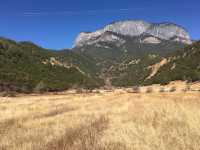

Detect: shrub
[76, 88, 84, 94]
[86, 89, 93, 93]
[186, 84, 191, 91]
[183, 84, 191, 92]
[159, 87, 165, 93]
[169, 86, 176, 92]
[33, 81, 46, 93]
[93, 90, 101, 94]
[146, 87, 153, 93]
[1, 91, 17, 97]
[132, 86, 140, 93]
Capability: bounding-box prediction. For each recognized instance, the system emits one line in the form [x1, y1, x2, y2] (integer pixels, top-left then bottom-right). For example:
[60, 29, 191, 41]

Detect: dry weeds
[0, 89, 200, 150]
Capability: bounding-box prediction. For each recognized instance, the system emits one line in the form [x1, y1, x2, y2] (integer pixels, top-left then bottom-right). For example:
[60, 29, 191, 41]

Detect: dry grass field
[1, 88, 200, 150]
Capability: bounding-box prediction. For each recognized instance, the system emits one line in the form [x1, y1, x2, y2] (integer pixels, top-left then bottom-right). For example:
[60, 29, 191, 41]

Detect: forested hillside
[0, 38, 104, 92]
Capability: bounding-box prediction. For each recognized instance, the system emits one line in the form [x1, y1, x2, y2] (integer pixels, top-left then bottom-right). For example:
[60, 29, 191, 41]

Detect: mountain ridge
[75, 20, 192, 47]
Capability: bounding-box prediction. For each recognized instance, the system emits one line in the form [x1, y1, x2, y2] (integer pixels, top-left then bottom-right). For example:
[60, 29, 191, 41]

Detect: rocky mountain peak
[103, 20, 151, 36]
[74, 20, 192, 47]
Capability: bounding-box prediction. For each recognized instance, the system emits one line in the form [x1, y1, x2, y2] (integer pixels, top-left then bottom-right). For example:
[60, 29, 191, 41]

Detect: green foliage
[0, 36, 199, 92]
[146, 41, 200, 85]
[73, 35, 185, 87]
[0, 38, 104, 92]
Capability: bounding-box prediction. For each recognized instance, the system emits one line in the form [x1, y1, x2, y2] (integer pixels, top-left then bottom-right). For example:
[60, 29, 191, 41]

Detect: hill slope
[145, 41, 200, 85]
[0, 37, 199, 91]
[0, 20, 199, 91]
[0, 38, 104, 92]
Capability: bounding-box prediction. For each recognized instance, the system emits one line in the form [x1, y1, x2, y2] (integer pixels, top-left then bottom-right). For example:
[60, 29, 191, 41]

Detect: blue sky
[0, 0, 199, 49]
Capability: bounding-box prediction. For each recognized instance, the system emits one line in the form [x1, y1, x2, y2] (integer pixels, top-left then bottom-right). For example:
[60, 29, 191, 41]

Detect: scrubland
[1, 87, 200, 150]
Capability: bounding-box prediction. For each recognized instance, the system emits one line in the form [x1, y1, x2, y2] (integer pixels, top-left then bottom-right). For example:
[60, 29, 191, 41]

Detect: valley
[1, 0, 200, 149]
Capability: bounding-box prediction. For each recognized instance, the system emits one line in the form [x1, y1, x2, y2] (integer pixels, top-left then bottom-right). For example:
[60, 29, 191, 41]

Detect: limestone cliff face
[75, 20, 192, 47]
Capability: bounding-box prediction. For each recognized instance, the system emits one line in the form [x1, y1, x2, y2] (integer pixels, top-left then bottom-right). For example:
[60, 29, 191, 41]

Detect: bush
[76, 88, 84, 94]
[93, 90, 101, 94]
[146, 87, 153, 93]
[33, 81, 46, 93]
[169, 86, 176, 92]
[182, 84, 191, 92]
[132, 86, 140, 93]
[1, 91, 17, 97]
[186, 84, 191, 91]
[159, 87, 165, 93]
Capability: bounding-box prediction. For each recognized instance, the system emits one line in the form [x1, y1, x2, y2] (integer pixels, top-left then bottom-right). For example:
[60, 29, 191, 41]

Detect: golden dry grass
[1, 90, 200, 150]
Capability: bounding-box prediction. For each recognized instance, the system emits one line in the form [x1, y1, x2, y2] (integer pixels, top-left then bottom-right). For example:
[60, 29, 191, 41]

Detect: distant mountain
[75, 20, 191, 47]
[73, 20, 192, 87]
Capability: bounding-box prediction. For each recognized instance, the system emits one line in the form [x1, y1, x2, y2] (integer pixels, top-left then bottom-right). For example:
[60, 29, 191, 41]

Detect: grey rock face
[75, 20, 192, 47]
[104, 20, 151, 36]
[146, 23, 191, 43]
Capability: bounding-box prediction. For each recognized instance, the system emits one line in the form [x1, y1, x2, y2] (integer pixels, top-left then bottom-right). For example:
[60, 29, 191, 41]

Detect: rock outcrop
[75, 20, 192, 47]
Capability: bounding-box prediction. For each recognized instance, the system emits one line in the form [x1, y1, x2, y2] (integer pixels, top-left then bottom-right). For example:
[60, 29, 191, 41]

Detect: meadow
[0, 88, 200, 150]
